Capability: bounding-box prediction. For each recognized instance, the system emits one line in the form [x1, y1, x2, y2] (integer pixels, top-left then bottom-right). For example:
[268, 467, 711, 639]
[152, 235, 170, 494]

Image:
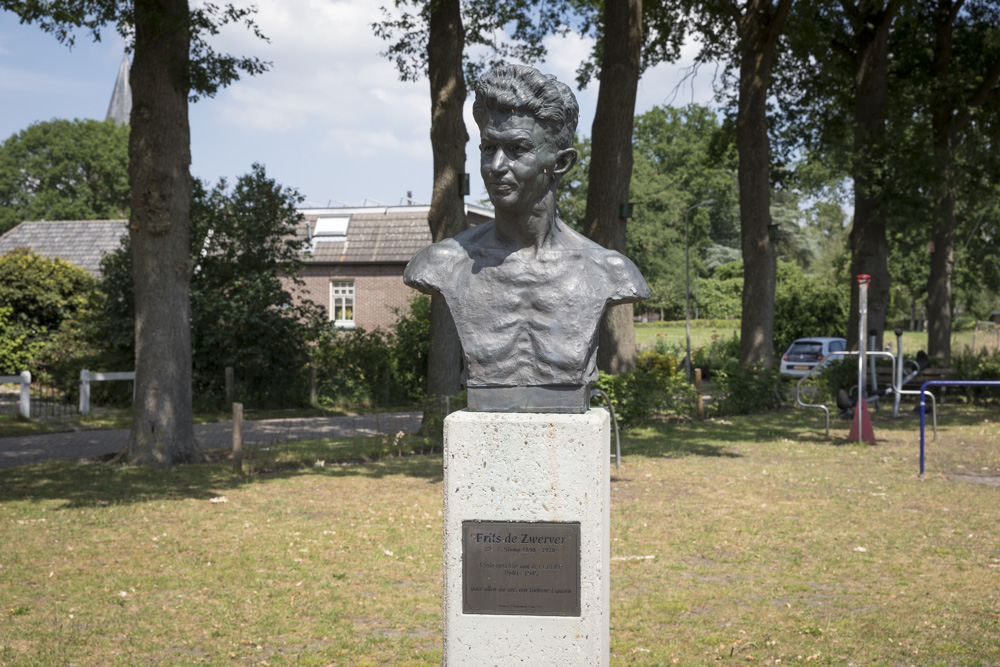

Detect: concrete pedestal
[442, 409, 611, 666]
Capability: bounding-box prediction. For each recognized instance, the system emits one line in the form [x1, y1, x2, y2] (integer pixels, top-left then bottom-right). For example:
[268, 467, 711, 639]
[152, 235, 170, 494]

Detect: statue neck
[493, 188, 559, 253]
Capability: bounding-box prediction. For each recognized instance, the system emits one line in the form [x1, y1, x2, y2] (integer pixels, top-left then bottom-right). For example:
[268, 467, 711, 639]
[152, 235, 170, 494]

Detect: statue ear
[553, 148, 578, 178]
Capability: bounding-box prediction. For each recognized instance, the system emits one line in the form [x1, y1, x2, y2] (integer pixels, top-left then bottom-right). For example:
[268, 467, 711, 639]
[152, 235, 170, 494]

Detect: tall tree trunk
[845, 1, 898, 351]
[730, 0, 792, 366]
[424, 0, 468, 406]
[923, 0, 1000, 361]
[584, 0, 643, 374]
[926, 0, 959, 360]
[124, 0, 201, 465]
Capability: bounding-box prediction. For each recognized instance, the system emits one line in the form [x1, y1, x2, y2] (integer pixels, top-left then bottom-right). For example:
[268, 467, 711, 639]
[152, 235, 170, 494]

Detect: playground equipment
[795, 275, 937, 441]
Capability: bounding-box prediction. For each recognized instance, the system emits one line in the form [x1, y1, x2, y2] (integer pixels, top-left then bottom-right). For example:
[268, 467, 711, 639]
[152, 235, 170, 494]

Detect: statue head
[472, 64, 579, 153]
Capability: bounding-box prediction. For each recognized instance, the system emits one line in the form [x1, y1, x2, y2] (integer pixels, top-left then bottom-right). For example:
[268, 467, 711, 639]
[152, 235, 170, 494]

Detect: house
[293, 203, 494, 331]
[0, 203, 495, 332]
[0, 220, 128, 277]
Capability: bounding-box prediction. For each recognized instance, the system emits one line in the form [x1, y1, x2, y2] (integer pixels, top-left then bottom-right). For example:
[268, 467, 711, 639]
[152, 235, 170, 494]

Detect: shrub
[0, 306, 36, 375]
[0, 249, 96, 375]
[591, 367, 696, 429]
[952, 349, 1000, 405]
[953, 315, 977, 332]
[713, 360, 784, 415]
[311, 296, 432, 408]
[691, 332, 740, 379]
[391, 295, 431, 402]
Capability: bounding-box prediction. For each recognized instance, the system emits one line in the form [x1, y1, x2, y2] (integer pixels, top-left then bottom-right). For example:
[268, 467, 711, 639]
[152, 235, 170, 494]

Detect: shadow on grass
[5, 404, 992, 510]
[0, 446, 443, 510]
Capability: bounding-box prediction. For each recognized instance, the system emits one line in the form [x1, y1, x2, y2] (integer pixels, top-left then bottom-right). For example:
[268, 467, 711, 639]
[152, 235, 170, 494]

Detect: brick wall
[286, 263, 420, 332]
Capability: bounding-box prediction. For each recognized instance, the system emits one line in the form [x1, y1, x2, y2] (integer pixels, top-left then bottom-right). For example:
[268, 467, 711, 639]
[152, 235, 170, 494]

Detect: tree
[558, 105, 740, 321]
[921, 0, 1000, 361]
[93, 165, 323, 407]
[425, 0, 466, 401]
[626, 105, 739, 319]
[780, 1, 906, 350]
[693, 0, 794, 366]
[0, 118, 129, 234]
[3, 0, 269, 465]
[373, 0, 573, 404]
[575, 0, 687, 373]
[580, 0, 643, 374]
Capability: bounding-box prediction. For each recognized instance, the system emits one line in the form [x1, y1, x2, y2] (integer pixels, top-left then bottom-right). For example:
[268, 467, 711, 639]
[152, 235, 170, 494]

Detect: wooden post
[225, 366, 234, 408]
[232, 402, 243, 472]
[308, 364, 317, 407]
[695, 368, 704, 421]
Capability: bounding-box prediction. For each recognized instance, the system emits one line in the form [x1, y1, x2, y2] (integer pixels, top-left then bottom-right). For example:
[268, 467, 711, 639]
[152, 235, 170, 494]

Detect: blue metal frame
[919, 380, 1000, 474]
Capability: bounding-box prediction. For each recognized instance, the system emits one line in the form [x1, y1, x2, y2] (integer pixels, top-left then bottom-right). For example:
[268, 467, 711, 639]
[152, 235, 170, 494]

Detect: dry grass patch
[0, 404, 998, 665]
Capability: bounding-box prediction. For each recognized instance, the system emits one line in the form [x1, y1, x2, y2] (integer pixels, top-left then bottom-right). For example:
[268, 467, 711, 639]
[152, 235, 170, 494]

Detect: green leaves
[0, 119, 130, 235]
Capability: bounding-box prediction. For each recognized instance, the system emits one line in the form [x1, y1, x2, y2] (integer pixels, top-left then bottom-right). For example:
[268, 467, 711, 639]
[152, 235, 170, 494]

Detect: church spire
[106, 54, 131, 126]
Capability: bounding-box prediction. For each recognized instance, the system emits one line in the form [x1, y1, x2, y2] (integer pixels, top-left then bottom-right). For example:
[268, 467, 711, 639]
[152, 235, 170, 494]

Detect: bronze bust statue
[404, 64, 650, 413]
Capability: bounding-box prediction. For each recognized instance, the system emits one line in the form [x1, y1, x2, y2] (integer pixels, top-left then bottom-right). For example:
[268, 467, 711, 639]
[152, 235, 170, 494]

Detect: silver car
[779, 337, 847, 377]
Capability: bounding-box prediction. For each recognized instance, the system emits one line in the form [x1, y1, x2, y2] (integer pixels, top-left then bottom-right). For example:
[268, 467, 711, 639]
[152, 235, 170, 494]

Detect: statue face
[479, 111, 559, 216]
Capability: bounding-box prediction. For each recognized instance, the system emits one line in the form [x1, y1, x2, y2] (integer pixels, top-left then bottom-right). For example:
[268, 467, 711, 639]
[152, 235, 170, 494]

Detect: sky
[0, 1, 717, 209]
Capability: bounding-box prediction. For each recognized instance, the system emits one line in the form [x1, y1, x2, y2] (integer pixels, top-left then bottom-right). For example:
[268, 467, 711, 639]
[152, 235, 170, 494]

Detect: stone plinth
[442, 409, 610, 665]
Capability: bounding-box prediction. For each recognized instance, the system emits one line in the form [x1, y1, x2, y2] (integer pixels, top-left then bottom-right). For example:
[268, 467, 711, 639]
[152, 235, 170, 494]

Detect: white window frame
[330, 280, 356, 329]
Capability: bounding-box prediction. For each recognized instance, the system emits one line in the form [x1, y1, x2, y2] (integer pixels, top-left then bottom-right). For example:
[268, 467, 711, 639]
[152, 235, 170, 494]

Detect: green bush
[952, 349, 1000, 405]
[391, 295, 431, 402]
[953, 315, 977, 332]
[312, 295, 432, 408]
[772, 261, 849, 356]
[0, 249, 96, 375]
[591, 368, 696, 429]
[691, 333, 740, 379]
[0, 306, 36, 375]
[713, 360, 784, 415]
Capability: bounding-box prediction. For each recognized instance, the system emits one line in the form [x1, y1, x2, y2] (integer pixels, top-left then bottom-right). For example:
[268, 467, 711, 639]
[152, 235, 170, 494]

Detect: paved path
[0, 411, 422, 469]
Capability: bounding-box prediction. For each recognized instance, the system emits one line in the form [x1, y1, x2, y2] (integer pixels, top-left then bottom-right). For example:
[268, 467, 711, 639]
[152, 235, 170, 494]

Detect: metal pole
[868, 329, 878, 397]
[857, 275, 870, 444]
[894, 328, 904, 418]
[684, 200, 714, 383]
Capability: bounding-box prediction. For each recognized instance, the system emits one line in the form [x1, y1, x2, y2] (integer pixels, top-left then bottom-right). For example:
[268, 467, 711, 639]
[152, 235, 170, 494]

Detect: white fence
[0, 371, 31, 419]
[2, 369, 136, 418]
[79, 369, 135, 415]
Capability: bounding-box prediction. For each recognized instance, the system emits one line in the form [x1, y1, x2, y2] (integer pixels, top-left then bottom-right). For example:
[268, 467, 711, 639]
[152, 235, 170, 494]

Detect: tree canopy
[0, 118, 129, 234]
[92, 164, 323, 407]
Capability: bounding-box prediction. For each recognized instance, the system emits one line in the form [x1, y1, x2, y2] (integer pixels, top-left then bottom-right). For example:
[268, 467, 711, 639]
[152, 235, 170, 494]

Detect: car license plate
[794, 365, 810, 370]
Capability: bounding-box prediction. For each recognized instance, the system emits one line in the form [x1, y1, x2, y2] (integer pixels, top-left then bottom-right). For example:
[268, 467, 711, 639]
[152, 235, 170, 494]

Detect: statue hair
[472, 64, 579, 151]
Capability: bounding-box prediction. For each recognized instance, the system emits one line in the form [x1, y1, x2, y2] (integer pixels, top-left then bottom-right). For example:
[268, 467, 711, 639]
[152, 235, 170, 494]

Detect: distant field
[635, 320, 741, 352]
[636, 320, 999, 358]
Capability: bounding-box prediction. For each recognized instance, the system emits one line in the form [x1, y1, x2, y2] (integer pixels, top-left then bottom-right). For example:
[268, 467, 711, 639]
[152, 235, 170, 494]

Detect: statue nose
[489, 150, 509, 174]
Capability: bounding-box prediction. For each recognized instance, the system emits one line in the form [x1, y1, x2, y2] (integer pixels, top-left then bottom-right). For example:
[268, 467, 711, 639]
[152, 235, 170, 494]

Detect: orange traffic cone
[848, 397, 876, 444]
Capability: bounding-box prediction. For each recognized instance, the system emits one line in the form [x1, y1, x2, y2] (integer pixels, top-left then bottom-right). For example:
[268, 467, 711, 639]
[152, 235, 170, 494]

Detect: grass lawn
[635, 320, 996, 359]
[1, 403, 998, 665]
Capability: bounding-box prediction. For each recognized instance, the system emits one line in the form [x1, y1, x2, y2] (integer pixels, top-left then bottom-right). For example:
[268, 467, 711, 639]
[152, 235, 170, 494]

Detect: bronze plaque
[462, 521, 580, 616]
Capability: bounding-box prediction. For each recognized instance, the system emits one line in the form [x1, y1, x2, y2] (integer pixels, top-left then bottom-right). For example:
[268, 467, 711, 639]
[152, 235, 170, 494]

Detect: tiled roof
[0, 220, 127, 276]
[297, 205, 493, 264]
[0, 204, 495, 275]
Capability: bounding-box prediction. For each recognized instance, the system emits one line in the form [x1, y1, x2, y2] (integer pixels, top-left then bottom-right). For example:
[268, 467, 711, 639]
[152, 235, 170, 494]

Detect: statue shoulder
[403, 238, 469, 296]
[598, 250, 652, 304]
